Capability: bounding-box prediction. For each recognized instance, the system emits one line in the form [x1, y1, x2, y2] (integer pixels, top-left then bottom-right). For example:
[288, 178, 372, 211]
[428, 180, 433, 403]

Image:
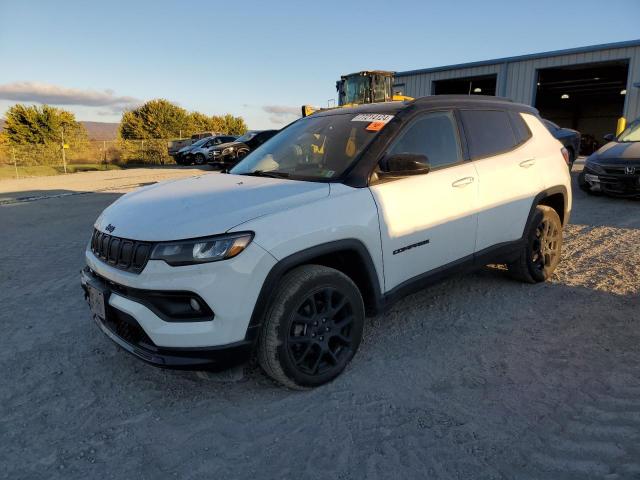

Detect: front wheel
[508, 205, 563, 283]
[194, 153, 206, 165]
[258, 265, 365, 389]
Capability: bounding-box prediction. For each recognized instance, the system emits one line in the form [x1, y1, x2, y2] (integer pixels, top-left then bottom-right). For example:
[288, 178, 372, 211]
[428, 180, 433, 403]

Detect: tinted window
[460, 110, 517, 159]
[510, 111, 533, 144]
[387, 111, 462, 169]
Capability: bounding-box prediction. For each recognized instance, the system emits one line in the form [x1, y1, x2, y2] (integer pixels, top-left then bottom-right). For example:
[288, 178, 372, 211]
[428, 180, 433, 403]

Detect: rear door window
[460, 110, 518, 159]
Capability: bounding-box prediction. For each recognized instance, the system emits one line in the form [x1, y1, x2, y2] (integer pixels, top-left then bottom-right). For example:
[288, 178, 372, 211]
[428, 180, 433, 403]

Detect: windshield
[190, 137, 211, 148]
[235, 132, 257, 143]
[342, 76, 370, 105]
[230, 113, 385, 180]
[617, 119, 640, 142]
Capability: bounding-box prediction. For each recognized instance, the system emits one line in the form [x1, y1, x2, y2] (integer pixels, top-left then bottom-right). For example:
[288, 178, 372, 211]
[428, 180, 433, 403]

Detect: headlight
[585, 160, 605, 174]
[222, 147, 235, 155]
[150, 232, 253, 266]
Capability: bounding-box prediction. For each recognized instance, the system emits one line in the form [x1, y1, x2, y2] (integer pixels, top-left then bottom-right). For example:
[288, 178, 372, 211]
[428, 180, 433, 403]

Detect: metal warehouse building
[393, 40, 640, 151]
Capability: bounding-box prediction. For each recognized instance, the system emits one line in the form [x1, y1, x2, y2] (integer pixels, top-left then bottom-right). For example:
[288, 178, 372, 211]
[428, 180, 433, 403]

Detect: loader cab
[337, 71, 395, 106]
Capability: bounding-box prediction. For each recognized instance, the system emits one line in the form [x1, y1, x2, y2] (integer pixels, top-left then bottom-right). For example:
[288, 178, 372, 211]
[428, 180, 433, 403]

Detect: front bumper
[81, 239, 276, 370]
[81, 268, 257, 370]
[580, 168, 640, 197]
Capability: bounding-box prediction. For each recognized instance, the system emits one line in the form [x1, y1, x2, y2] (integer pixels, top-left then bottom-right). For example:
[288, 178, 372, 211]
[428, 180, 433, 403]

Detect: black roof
[312, 95, 537, 118]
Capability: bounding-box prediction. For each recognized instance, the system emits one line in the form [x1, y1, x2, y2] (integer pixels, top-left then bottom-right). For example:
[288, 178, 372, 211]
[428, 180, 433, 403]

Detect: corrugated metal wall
[395, 45, 640, 121]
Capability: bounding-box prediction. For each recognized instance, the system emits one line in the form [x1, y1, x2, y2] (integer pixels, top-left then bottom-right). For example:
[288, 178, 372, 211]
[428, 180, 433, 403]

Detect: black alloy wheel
[286, 287, 355, 376]
[531, 215, 561, 275]
[258, 265, 365, 389]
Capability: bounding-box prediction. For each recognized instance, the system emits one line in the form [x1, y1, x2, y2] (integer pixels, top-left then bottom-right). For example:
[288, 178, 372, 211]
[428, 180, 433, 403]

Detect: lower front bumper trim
[94, 315, 254, 371]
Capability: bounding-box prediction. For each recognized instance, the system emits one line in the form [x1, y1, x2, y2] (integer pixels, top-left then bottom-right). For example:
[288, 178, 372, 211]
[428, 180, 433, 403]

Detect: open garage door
[535, 60, 629, 155]
[432, 74, 497, 96]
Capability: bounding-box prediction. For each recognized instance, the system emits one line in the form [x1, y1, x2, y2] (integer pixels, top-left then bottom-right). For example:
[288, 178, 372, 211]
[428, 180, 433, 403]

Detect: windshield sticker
[366, 121, 387, 132]
[351, 114, 394, 123]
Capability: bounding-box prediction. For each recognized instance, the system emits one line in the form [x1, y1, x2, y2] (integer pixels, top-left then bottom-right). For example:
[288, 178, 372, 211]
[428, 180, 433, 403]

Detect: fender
[527, 185, 570, 228]
[246, 239, 383, 338]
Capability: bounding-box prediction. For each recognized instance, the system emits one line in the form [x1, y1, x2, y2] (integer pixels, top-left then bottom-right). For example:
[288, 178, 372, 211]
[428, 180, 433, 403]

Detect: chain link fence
[0, 139, 178, 179]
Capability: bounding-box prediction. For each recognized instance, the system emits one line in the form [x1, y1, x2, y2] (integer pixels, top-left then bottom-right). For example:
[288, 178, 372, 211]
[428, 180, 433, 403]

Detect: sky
[0, 0, 639, 130]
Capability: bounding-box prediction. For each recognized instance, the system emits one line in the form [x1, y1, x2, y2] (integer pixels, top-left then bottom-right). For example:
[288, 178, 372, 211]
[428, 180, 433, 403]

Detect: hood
[213, 140, 246, 152]
[592, 141, 640, 164]
[95, 173, 329, 241]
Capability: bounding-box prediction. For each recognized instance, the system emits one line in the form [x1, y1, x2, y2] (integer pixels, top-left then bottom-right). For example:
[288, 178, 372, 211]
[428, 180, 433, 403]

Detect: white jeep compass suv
[82, 96, 572, 389]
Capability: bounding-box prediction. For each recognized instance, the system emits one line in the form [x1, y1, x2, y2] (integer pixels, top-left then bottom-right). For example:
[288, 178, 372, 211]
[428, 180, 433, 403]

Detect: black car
[207, 130, 278, 168]
[578, 117, 640, 197]
[543, 119, 581, 167]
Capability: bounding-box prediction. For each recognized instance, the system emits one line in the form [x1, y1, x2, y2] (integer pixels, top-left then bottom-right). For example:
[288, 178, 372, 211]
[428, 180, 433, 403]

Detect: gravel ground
[1, 166, 639, 479]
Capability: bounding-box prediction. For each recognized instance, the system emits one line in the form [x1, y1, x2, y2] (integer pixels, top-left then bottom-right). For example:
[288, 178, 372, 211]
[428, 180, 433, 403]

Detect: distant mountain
[0, 119, 119, 141]
[81, 121, 120, 141]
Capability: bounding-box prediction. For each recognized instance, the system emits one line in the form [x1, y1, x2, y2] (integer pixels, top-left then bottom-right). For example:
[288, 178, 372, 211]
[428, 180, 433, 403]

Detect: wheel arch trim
[247, 239, 383, 333]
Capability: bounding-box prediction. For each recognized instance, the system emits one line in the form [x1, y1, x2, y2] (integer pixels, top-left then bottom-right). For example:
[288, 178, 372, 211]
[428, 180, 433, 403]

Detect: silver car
[186, 135, 237, 165]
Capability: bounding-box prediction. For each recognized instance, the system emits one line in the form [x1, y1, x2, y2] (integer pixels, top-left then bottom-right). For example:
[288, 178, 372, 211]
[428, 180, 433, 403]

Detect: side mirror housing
[380, 153, 430, 176]
[603, 133, 615, 142]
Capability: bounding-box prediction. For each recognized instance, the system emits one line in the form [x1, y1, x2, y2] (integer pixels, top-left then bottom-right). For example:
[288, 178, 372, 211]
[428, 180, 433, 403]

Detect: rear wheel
[258, 265, 365, 389]
[509, 205, 563, 283]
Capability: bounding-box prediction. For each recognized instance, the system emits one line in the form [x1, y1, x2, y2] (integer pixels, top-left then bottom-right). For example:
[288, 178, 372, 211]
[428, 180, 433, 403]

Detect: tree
[3, 104, 87, 146]
[215, 114, 247, 136]
[188, 111, 216, 133]
[119, 99, 190, 140]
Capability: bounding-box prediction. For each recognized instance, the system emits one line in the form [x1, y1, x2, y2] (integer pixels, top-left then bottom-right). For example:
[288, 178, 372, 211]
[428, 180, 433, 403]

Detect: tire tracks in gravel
[525, 380, 640, 479]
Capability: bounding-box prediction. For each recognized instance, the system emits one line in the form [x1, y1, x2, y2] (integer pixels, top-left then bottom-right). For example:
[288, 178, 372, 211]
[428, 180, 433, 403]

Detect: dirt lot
[1, 166, 639, 479]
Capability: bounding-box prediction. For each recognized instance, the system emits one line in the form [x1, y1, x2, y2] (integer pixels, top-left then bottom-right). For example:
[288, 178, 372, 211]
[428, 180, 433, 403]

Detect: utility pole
[103, 140, 107, 169]
[61, 128, 67, 173]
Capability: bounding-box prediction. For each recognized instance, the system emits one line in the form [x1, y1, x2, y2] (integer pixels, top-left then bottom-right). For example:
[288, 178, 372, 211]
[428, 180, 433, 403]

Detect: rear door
[369, 110, 479, 291]
[459, 109, 545, 252]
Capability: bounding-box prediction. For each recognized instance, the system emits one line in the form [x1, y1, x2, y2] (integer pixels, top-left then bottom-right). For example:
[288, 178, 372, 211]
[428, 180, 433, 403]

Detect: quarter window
[460, 109, 518, 159]
[387, 111, 462, 169]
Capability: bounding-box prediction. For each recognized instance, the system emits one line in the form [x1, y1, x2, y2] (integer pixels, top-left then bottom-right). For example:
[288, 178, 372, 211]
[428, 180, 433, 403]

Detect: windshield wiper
[242, 170, 290, 179]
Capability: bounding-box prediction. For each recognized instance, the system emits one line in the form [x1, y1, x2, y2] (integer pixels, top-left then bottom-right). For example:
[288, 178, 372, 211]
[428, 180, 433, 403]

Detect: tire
[194, 153, 206, 165]
[508, 205, 563, 283]
[258, 265, 365, 389]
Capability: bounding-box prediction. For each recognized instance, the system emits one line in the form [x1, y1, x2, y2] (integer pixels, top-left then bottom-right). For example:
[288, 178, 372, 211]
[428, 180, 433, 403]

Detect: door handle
[451, 176, 475, 188]
[519, 158, 536, 168]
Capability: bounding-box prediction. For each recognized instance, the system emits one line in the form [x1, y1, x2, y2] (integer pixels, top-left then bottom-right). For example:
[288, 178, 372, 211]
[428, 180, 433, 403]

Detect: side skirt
[381, 239, 524, 311]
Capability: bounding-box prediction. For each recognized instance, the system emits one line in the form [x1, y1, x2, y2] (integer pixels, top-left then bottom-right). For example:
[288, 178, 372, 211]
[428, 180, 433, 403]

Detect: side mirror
[603, 133, 615, 142]
[380, 153, 430, 176]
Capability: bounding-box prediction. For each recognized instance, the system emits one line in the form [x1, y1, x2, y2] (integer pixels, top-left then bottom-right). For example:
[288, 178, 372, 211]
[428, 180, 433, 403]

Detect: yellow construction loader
[302, 70, 412, 117]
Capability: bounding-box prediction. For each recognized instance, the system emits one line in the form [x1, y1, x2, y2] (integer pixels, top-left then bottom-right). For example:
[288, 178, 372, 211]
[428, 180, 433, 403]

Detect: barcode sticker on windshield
[351, 114, 394, 123]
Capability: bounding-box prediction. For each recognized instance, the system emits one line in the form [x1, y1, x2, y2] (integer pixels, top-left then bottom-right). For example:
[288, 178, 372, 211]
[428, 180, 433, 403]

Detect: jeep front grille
[90, 229, 152, 274]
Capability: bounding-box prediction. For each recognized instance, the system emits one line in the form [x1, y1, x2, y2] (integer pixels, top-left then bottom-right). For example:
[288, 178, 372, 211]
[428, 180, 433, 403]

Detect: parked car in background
[578, 117, 640, 197]
[173, 136, 213, 165]
[208, 130, 278, 169]
[542, 119, 581, 168]
[183, 135, 237, 165]
[83, 96, 571, 389]
[168, 132, 220, 160]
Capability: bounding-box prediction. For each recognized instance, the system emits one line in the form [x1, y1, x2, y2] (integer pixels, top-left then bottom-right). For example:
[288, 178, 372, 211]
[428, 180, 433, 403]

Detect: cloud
[0, 82, 141, 112]
[262, 105, 300, 124]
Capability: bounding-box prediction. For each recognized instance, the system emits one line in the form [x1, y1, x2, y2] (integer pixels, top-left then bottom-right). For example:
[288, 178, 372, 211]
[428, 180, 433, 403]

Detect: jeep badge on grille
[105, 224, 116, 233]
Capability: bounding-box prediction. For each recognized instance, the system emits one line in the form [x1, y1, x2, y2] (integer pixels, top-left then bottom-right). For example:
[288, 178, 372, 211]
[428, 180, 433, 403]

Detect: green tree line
[1, 99, 248, 147]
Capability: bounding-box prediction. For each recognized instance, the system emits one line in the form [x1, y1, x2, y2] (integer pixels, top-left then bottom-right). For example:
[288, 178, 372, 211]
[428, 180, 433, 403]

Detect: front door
[369, 111, 479, 292]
